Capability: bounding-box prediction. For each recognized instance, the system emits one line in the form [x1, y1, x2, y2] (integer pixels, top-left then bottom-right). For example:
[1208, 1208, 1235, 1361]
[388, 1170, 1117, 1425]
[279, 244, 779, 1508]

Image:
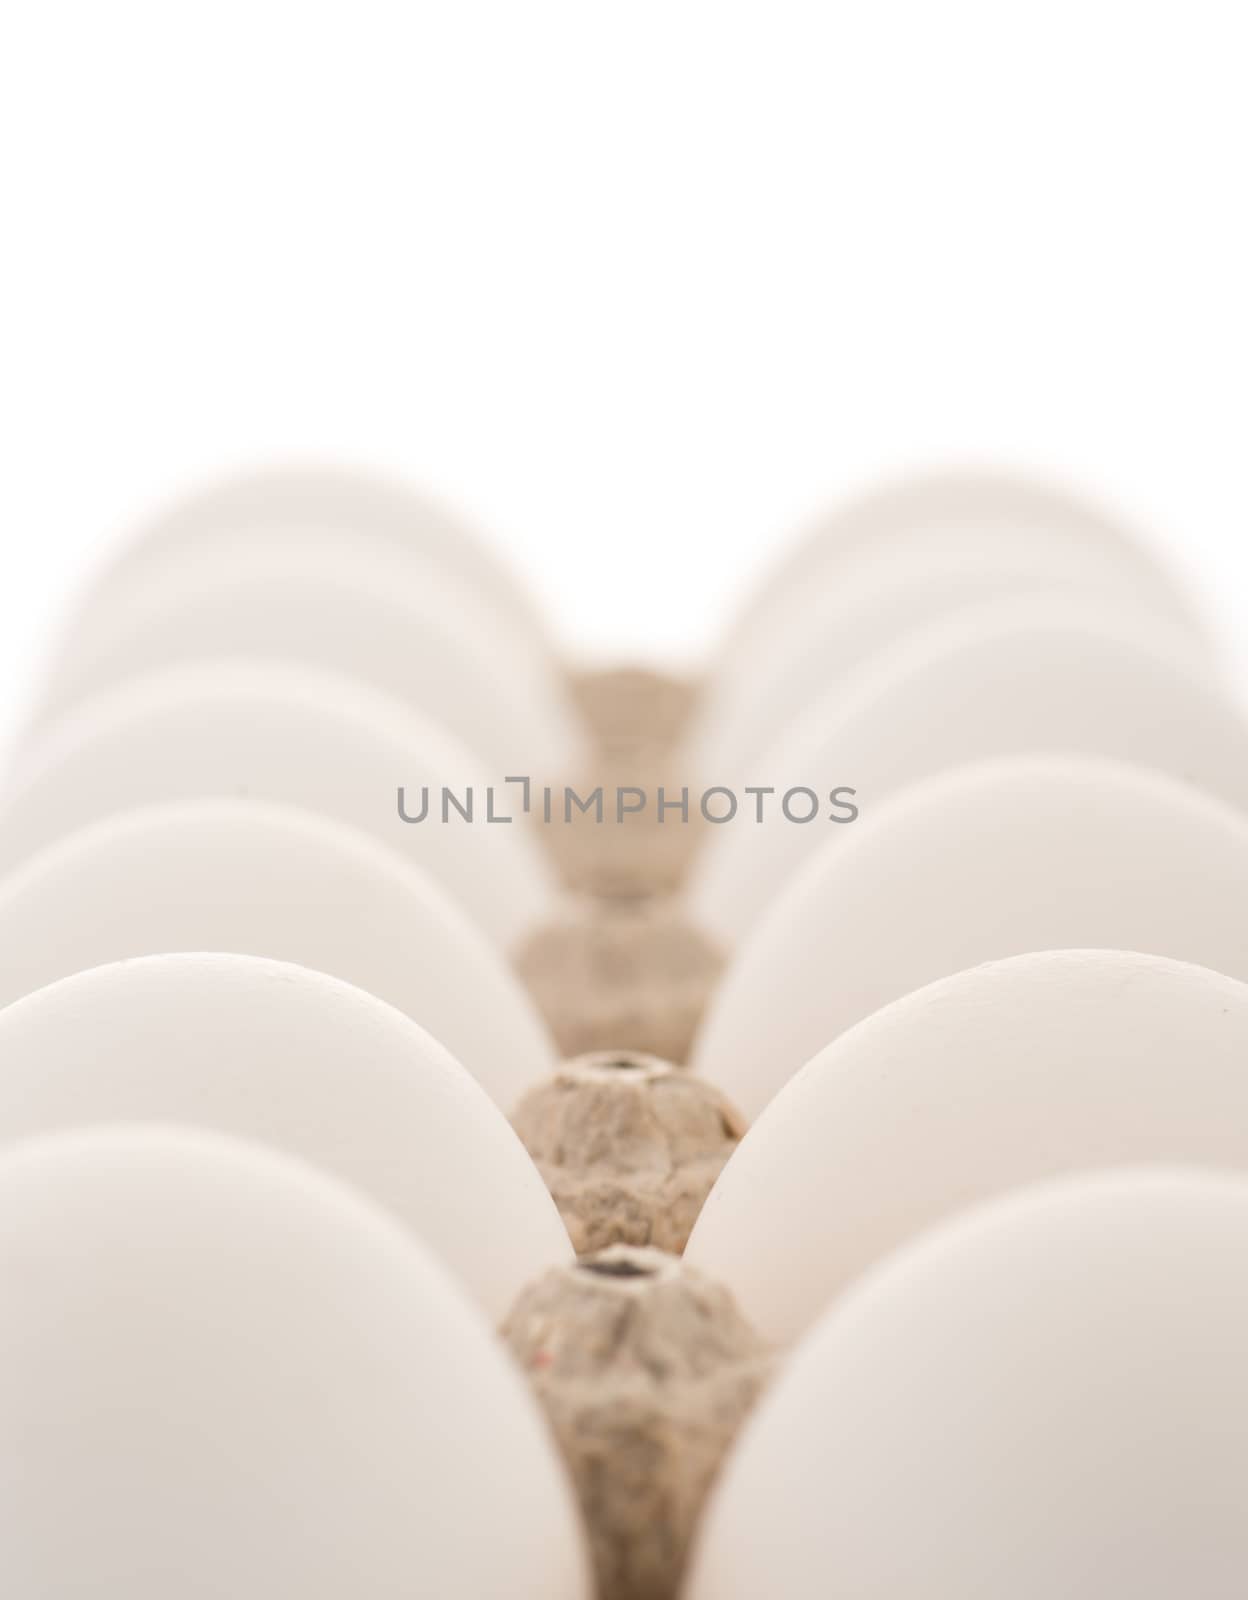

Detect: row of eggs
[3, 466, 1248, 1594]
[16, 465, 1237, 938]
[11, 956, 1248, 1595]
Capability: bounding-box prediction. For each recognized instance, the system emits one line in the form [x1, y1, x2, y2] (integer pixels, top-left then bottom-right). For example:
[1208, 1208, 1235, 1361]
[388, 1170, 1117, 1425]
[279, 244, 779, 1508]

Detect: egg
[34, 532, 579, 777]
[720, 467, 1207, 675]
[686, 1170, 1248, 1600]
[0, 798, 555, 1107]
[59, 462, 552, 664]
[691, 596, 1248, 941]
[0, 953, 569, 1319]
[0, 1125, 590, 1598]
[691, 554, 1202, 785]
[688, 949, 1248, 1341]
[0, 659, 552, 948]
[693, 756, 1248, 1117]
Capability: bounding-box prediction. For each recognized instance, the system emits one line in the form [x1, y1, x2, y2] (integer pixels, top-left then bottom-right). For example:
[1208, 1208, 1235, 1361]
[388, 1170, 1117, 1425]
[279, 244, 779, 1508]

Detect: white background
[2, 3, 1246, 749]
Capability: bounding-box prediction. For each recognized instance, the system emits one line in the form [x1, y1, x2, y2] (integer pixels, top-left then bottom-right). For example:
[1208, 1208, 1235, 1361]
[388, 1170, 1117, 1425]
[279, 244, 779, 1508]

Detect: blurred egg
[66, 462, 552, 661]
[692, 598, 1248, 942]
[693, 757, 1248, 1117]
[34, 534, 580, 776]
[0, 798, 555, 1108]
[0, 660, 552, 948]
[0, 953, 569, 1318]
[0, 1125, 590, 1599]
[721, 468, 1207, 673]
[688, 949, 1248, 1341]
[687, 1170, 1248, 1600]
[692, 551, 1202, 783]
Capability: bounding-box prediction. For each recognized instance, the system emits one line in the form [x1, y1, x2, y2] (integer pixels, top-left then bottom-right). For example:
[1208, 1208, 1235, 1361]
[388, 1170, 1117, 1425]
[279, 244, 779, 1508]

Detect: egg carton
[1, 465, 1246, 1599]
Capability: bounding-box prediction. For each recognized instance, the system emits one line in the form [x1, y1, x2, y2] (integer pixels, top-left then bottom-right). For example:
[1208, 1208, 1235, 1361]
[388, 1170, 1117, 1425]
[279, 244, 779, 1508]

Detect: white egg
[0, 953, 569, 1319]
[0, 799, 555, 1109]
[693, 757, 1248, 1118]
[688, 949, 1248, 1342]
[35, 534, 580, 777]
[66, 462, 551, 662]
[0, 1126, 590, 1599]
[687, 1170, 1248, 1600]
[691, 551, 1202, 784]
[0, 660, 552, 949]
[691, 597, 1248, 942]
[721, 468, 1207, 674]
